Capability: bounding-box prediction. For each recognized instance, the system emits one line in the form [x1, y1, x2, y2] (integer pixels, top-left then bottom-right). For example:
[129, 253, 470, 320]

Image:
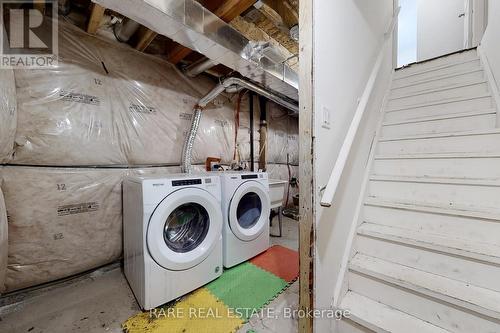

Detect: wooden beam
[243, 7, 298, 55]
[135, 26, 158, 52]
[87, 3, 106, 34]
[166, 0, 256, 64]
[298, 0, 314, 332]
[230, 16, 298, 71]
[261, 0, 298, 28]
[166, 45, 195, 65]
[212, 0, 256, 21]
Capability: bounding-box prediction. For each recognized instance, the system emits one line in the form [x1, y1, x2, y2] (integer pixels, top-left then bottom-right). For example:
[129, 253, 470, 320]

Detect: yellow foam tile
[123, 288, 244, 333]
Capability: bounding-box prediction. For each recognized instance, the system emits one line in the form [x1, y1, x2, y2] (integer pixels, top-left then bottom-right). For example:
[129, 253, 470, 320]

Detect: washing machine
[220, 171, 271, 267]
[123, 174, 223, 310]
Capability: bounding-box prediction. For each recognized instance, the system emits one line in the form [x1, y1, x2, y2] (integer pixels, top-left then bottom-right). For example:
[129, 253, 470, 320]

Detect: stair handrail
[320, 7, 401, 208]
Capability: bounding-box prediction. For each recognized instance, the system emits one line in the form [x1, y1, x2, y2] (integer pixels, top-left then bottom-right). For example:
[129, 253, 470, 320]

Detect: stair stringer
[477, 46, 500, 127]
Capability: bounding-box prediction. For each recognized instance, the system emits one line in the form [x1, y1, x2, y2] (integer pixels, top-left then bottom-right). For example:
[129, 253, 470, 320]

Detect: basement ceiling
[76, 0, 299, 99]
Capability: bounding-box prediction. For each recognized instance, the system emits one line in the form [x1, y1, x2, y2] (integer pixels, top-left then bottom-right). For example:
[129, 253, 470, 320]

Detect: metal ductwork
[91, 0, 299, 101]
[113, 18, 141, 43]
[181, 76, 298, 173]
[184, 57, 218, 77]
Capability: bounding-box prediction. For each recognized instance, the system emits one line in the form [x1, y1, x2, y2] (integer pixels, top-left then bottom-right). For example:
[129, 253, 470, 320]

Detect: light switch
[322, 106, 331, 129]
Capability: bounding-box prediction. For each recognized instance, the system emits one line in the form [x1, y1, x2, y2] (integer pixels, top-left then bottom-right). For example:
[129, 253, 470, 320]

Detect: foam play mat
[123, 245, 299, 333]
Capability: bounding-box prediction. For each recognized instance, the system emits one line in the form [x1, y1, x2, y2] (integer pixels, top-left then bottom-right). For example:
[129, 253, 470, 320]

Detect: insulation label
[129, 104, 156, 114]
[60, 91, 100, 105]
[57, 202, 100, 216]
[215, 119, 229, 127]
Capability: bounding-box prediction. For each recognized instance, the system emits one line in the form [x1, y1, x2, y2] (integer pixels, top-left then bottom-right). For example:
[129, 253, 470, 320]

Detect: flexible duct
[181, 106, 203, 174]
[181, 77, 298, 173]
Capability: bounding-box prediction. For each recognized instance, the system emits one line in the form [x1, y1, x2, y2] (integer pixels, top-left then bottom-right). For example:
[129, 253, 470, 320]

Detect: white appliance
[220, 171, 271, 267]
[123, 174, 223, 310]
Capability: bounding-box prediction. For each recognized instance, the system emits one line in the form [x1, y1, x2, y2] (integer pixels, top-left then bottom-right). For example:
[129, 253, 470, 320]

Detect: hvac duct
[181, 76, 298, 173]
[185, 58, 219, 77]
[113, 18, 141, 43]
[91, 0, 298, 101]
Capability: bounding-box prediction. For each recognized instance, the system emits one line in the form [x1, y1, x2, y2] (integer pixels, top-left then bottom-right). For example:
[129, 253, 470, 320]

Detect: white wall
[481, 0, 500, 89]
[312, 0, 394, 331]
[417, 0, 465, 61]
[472, 0, 488, 47]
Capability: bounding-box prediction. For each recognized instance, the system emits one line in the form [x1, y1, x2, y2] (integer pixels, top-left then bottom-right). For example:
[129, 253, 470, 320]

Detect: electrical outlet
[322, 106, 331, 129]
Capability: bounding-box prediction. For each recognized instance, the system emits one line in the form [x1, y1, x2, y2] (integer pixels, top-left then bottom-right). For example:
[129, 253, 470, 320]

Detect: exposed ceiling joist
[135, 26, 158, 51]
[243, 7, 298, 55]
[87, 3, 106, 34]
[259, 0, 298, 28]
[230, 16, 298, 70]
[166, 0, 257, 65]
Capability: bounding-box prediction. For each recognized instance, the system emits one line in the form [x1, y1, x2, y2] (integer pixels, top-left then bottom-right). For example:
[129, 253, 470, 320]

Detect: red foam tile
[250, 245, 299, 283]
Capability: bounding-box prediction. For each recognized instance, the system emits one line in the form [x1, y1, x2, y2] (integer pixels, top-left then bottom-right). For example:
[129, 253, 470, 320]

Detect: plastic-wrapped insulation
[0, 184, 7, 293]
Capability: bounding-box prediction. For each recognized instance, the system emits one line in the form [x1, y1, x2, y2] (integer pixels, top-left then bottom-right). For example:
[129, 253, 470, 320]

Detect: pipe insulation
[181, 76, 298, 173]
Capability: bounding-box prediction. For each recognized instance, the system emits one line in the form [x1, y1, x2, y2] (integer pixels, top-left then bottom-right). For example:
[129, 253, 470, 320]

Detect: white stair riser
[387, 83, 489, 109]
[381, 113, 495, 138]
[394, 59, 481, 83]
[368, 180, 500, 210]
[348, 272, 500, 333]
[394, 51, 478, 79]
[391, 70, 484, 94]
[372, 156, 500, 179]
[377, 132, 500, 155]
[385, 96, 493, 121]
[355, 235, 500, 292]
[363, 204, 500, 245]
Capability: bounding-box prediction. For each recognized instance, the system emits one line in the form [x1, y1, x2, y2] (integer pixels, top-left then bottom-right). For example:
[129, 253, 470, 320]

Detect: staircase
[339, 49, 500, 332]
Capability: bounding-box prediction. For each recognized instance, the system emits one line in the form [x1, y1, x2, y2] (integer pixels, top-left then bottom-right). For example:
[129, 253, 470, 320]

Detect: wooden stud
[166, 0, 256, 64]
[135, 27, 158, 52]
[87, 3, 106, 35]
[298, 0, 314, 332]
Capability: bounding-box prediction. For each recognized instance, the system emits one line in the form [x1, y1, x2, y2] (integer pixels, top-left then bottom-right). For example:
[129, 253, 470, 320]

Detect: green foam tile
[205, 262, 288, 320]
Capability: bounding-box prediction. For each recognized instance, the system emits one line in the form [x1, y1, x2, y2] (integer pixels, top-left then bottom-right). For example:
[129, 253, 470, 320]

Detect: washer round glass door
[147, 188, 222, 271]
[228, 181, 270, 241]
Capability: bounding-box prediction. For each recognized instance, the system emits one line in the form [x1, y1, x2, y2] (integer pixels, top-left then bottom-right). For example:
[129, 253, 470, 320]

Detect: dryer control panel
[172, 179, 202, 187]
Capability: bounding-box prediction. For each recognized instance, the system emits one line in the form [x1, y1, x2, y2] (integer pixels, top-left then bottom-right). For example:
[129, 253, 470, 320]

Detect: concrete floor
[0, 217, 299, 333]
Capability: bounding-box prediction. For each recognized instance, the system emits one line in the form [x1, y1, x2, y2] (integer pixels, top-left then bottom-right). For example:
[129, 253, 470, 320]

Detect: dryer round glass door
[163, 203, 209, 253]
[147, 188, 222, 271]
[229, 181, 270, 241]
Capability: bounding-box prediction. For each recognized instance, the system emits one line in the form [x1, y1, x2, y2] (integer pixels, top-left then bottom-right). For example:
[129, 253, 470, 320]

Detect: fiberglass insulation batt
[0, 68, 16, 163]
[0, 186, 7, 292]
[11, 23, 247, 166]
[1, 166, 123, 291]
[0, 166, 178, 291]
